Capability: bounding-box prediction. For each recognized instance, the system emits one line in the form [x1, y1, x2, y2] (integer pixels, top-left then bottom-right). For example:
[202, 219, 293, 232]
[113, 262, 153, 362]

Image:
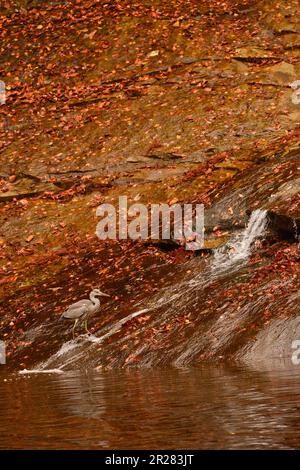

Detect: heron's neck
[90, 292, 100, 307]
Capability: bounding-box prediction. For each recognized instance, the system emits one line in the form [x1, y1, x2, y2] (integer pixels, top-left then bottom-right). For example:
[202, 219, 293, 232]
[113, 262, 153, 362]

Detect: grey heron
[61, 288, 109, 337]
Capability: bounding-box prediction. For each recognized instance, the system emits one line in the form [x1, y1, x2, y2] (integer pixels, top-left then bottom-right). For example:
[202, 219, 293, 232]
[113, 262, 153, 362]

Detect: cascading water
[293, 219, 300, 246]
[212, 209, 268, 273]
[23, 210, 270, 372]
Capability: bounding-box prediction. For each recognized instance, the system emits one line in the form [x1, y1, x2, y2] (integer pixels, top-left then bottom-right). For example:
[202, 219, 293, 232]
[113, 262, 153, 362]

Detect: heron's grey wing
[62, 304, 89, 320]
[67, 299, 92, 309]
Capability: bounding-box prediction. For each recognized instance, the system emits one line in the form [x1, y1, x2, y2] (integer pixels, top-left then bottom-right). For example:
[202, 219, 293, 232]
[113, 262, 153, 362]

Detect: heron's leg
[84, 319, 90, 334]
[72, 318, 79, 338]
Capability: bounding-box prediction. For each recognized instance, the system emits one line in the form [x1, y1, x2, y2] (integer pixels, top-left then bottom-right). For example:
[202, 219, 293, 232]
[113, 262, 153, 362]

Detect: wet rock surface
[240, 314, 300, 365]
[0, 0, 299, 369]
[204, 147, 300, 231]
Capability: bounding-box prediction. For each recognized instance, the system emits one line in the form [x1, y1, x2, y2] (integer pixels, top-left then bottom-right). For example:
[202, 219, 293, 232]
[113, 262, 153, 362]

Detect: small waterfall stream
[212, 209, 268, 273]
[24, 210, 271, 372]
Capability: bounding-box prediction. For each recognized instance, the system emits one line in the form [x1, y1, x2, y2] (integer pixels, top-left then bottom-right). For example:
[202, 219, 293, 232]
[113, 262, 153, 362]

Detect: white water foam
[212, 209, 268, 273]
[293, 219, 300, 246]
[35, 308, 151, 370]
[19, 368, 64, 375]
[38, 338, 84, 370]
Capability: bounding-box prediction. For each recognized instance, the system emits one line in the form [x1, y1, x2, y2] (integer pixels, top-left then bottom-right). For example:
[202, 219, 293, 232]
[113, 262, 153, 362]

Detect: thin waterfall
[293, 219, 300, 245]
[212, 209, 268, 273]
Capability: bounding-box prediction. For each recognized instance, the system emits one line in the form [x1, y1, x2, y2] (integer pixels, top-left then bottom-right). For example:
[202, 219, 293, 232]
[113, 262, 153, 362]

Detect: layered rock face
[0, 0, 299, 369]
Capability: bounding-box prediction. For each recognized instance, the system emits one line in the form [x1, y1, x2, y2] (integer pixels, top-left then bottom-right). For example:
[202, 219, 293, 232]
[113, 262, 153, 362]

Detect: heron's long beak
[101, 292, 110, 297]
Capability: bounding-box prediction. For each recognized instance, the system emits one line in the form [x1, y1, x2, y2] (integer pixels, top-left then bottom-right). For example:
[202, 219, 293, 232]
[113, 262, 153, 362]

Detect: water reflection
[1, 365, 300, 449]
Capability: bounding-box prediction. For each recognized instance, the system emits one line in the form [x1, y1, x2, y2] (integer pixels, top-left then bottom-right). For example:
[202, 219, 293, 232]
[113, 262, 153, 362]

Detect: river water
[1, 211, 299, 449]
[1, 365, 300, 449]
